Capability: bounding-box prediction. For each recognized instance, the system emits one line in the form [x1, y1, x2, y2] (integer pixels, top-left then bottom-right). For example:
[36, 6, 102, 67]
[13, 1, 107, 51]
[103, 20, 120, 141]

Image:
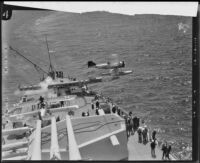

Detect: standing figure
[150, 139, 157, 158]
[112, 105, 116, 113]
[82, 112, 86, 117]
[137, 127, 143, 143]
[95, 108, 99, 115]
[143, 127, 148, 144]
[117, 108, 121, 116]
[133, 116, 138, 132]
[96, 100, 100, 109]
[60, 101, 64, 107]
[39, 96, 44, 103]
[127, 116, 132, 137]
[152, 130, 157, 141]
[166, 144, 172, 160]
[91, 102, 94, 110]
[137, 117, 140, 129]
[38, 96, 45, 109]
[130, 115, 134, 135]
[161, 142, 168, 160]
[56, 116, 60, 122]
[124, 115, 129, 138]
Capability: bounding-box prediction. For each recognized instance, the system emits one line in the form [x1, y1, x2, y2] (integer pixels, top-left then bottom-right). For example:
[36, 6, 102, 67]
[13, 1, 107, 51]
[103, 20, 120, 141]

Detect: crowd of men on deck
[87, 93, 173, 160]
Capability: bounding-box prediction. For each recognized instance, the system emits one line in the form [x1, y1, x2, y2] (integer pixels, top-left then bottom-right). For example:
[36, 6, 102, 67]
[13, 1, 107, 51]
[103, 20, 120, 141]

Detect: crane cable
[9, 46, 49, 76]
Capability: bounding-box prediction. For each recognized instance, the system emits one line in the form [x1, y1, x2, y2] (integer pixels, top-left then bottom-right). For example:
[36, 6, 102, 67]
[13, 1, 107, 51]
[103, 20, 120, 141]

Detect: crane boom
[9, 46, 48, 75]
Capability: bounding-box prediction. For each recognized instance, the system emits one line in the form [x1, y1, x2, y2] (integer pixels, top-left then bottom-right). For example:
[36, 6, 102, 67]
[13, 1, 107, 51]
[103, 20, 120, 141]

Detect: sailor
[137, 117, 140, 128]
[39, 96, 44, 103]
[166, 144, 172, 160]
[56, 71, 59, 78]
[39, 96, 45, 109]
[96, 100, 100, 109]
[127, 116, 132, 137]
[124, 115, 129, 138]
[56, 116, 60, 122]
[95, 108, 99, 115]
[130, 115, 134, 135]
[112, 105, 116, 113]
[152, 129, 157, 141]
[133, 116, 138, 132]
[59, 71, 62, 78]
[60, 101, 64, 107]
[142, 127, 148, 144]
[150, 138, 157, 158]
[91, 102, 95, 110]
[117, 108, 121, 116]
[161, 142, 168, 160]
[127, 112, 133, 135]
[137, 126, 143, 143]
[41, 102, 45, 109]
[32, 104, 35, 111]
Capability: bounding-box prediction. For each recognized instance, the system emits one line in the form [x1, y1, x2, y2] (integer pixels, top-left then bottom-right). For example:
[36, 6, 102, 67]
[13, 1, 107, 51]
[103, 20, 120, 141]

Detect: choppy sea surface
[2, 11, 192, 159]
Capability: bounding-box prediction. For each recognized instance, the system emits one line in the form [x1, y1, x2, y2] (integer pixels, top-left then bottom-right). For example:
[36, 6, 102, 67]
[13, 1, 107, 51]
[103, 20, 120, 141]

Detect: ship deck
[3, 95, 175, 160]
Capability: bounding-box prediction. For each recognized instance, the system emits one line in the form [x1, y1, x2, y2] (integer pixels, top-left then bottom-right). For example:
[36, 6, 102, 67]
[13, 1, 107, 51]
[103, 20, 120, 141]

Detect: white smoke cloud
[15, 76, 55, 96]
[39, 76, 53, 91]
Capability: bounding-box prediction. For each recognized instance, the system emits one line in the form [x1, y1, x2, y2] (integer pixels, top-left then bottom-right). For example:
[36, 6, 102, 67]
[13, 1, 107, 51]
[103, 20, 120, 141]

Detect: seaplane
[87, 58, 133, 78]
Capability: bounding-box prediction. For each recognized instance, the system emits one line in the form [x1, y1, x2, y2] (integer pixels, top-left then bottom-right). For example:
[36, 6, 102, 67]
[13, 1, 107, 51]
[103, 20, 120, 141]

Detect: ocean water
[2, 10, 192, 159]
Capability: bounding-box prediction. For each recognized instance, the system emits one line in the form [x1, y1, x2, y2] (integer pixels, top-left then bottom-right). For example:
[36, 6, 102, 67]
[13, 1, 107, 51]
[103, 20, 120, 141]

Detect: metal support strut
[31, 120, 41, 160]
[50, 117, 61, 160]
[66, 115, 81, 160]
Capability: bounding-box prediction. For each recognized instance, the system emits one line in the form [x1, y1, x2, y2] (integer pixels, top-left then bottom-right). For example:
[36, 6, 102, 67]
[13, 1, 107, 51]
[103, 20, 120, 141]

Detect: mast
[45, 35, 54, 74]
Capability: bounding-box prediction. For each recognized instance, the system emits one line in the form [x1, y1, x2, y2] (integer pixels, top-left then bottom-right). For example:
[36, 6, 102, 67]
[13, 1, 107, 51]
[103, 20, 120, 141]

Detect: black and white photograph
[1, 2, 199, 161]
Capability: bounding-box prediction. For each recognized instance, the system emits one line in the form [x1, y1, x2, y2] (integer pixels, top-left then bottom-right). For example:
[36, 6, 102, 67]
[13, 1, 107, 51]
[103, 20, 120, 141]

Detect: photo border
[1, 2, 199, 162]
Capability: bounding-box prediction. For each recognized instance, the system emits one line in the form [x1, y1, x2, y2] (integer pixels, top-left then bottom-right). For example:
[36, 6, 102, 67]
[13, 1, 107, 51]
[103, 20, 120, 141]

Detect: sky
[4, 2, 198, 17]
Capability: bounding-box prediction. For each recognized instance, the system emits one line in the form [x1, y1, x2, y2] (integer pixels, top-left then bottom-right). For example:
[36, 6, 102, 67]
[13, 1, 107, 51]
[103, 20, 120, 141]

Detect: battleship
[2, 42, 177, 160]
[2, 45, 130, 160]
[2, 4, 194, 161]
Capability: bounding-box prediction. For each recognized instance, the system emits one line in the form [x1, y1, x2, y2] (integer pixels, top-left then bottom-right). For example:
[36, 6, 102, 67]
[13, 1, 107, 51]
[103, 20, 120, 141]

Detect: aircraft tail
[88, 61, 96, 68]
